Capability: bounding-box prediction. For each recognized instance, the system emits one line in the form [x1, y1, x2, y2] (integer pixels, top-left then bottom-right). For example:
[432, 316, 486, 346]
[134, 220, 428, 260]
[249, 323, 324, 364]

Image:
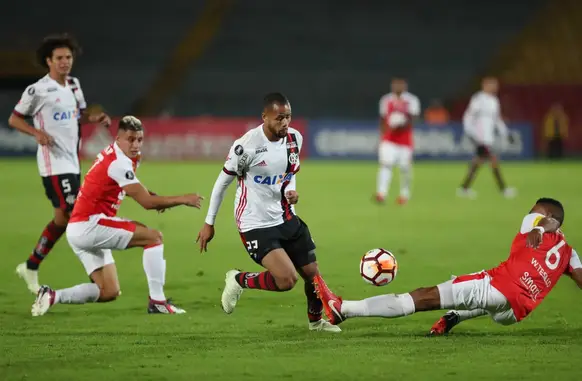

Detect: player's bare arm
[526, 217, 561, 249]
[570, 269, 582, 289]
[378, 117, 386, 134]
[8, 113, 53, 146]
[123, 183, 203, 211]
[79, 104, 111, 128]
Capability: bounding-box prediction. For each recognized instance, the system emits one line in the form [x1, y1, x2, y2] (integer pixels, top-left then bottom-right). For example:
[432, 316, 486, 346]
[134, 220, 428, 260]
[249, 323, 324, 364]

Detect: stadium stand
[167, 0, 543, 117]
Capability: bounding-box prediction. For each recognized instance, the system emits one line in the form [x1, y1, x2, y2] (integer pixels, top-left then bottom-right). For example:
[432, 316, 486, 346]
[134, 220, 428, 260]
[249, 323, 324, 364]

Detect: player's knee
[147, 229, 164, 246]
[410, 286, 440, 311]
[53, 210, 70, 226]
[99, 287, 120, 302]
[275, 273, 298, 291]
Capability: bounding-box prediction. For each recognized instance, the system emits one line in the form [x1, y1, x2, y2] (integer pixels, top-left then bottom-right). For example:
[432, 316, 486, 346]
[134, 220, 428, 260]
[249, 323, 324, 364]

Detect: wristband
[533, 226, 545, 234]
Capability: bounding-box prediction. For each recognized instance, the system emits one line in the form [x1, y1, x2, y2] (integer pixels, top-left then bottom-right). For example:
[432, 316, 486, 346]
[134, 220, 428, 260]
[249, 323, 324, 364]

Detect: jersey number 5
[546, 240, 565, 270]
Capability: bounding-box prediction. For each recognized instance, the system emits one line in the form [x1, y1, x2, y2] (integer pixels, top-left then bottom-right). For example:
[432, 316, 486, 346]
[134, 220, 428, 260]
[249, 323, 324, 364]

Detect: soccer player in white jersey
[458, 77, 516, 199]
[314, 198, 582, 335]
[9, 34, 111, 294]
[197, 93, 340, 332]
[31, 116, 203, 316]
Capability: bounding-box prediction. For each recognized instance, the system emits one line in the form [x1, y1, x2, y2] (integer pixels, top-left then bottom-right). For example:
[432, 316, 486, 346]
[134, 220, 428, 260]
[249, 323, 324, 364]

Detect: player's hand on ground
[35, 130, 54, 146]
[285, 190, 299, 204]
[196, 223, 215, 253]
[183, 193, 204, 208]
[526, 229, 543, 249]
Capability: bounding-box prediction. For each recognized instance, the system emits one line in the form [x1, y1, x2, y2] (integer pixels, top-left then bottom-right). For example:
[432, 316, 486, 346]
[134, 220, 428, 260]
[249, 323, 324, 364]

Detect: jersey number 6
[546, 240, 565, 270]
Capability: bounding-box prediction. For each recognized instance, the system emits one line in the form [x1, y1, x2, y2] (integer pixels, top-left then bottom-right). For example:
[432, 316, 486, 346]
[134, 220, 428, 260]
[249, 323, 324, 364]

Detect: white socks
[399, 166, 412, 199]
[55, 283, 100, 304]
[342, 293, 415, 318]
[377, 165, 412, 199]
[377, 166, 392, 197]
[143, 244, 166, 302]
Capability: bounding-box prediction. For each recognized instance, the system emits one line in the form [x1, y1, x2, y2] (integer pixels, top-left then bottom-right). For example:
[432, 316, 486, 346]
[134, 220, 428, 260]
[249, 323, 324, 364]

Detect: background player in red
[9, 34, 111, 294]
[376, 78, 420, 205]
[314, 198, 582, 334]
[31, 116, 203, 316]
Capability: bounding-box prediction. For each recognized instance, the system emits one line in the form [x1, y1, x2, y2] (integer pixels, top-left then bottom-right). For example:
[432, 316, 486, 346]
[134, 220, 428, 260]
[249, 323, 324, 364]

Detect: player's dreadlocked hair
[36, 33, 81, 69]
[118, 116, 143, 132]
[536, 197, 565, 225]
[263, 92, 289, 108]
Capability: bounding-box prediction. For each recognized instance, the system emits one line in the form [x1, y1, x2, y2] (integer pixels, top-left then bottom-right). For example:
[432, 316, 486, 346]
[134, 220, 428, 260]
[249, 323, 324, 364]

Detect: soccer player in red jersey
[376, 78, 420, 205]
[31, 116, 204, 316]
[314, 198, 582, 334]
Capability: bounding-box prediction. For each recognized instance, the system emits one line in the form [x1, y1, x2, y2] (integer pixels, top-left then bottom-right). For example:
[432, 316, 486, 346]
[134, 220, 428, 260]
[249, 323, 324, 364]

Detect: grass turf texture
[0, 159, 580, 381]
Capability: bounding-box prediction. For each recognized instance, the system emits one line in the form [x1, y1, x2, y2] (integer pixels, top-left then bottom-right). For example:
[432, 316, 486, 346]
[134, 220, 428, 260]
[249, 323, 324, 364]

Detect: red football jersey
[70, 143, 141, 222]
[379, 92, 420, 147]
[487, 213, 580, 321]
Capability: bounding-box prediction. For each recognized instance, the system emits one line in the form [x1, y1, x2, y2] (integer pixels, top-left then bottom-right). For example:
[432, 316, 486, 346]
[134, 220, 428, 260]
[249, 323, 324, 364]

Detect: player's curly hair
[536, 197, 564, 225]
[118, 116, 143, 131]
[36, 33, 81, 69]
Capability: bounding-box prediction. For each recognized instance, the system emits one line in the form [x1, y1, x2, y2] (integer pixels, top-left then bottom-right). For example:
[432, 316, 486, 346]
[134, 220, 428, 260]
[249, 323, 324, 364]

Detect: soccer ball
[388, 111, 407, 128]
[360, 248, 398, 286]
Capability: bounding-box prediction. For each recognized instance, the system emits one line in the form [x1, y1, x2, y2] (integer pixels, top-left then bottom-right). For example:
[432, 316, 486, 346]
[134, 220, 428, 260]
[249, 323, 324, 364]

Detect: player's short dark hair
[118, 116, 143, 132]
[263, 92, 289, 108]
[36, 33, 81, 69]
[536, 197, 564, 225]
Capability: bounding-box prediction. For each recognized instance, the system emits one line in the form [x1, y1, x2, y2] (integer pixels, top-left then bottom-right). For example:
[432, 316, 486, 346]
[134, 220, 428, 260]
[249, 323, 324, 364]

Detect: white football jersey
[463, 91, 508, 146]
[222, 125, 302, 232]
[13, 74, 87, 177]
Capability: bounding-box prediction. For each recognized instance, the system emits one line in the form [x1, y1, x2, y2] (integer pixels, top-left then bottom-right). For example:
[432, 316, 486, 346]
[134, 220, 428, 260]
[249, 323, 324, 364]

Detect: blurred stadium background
[1, 0, 581, 160]
[2, 1, 582, 380]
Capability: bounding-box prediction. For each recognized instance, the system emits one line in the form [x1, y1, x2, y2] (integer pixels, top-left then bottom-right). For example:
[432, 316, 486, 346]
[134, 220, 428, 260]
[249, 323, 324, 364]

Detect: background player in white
[9, 34, 111, 293]
[197, 93, 340, 332]
[458, 76, 516, 199]
[31, 116, 203, 316]
[376, 78, 420, 205]
[314, 198, 581, 335]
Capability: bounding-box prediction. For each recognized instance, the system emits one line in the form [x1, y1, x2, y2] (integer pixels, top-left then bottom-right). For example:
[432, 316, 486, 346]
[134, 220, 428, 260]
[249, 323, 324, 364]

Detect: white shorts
[440, 271, 517, 325]
[66, 214, 136, 275]
[378, 141, 412, 167]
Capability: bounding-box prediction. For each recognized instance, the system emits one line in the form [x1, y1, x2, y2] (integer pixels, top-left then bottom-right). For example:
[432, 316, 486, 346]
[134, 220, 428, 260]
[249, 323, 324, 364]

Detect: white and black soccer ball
[360, 248, 398, 286]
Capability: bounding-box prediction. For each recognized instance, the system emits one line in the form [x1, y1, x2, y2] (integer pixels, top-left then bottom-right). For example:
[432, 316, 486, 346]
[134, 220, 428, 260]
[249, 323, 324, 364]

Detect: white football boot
[503, 187, 517, 199]
[221, 269, 244, 314]
[456, 187, 477, 199]
[308, 319, 342, 332]
[31, 285, 56, 317]
[16, 262, 40, 294]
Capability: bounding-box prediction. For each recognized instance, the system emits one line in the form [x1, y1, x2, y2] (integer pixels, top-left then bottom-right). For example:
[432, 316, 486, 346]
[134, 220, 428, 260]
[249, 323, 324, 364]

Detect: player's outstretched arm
[123, 183, 203, 210]
[526, 217, 561, 249]
[197, 170, 235, 252]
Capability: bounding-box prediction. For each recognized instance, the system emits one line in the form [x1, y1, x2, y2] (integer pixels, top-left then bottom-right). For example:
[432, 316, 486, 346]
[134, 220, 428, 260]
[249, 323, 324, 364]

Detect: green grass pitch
[0, 159, 580, 381]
